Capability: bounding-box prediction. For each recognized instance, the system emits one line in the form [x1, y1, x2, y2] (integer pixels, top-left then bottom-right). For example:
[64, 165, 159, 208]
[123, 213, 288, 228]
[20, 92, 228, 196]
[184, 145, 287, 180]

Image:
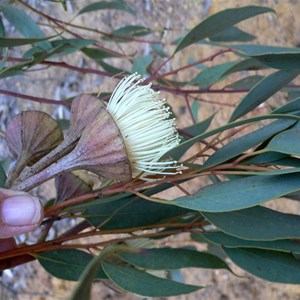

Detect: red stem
[0, 89, 70, 106]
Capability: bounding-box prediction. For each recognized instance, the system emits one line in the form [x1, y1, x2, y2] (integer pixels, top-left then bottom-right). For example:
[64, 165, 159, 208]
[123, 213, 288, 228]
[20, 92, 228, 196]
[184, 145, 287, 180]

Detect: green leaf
[232, 44, 300, 55]
[119, 248, 230, 271]
[0, 163, 6, 187]
[132, 55, 153, 75]
[78, 0, 135, 15]
[244, 151, 287, 165]
[52, 38, 94, 48]
[0, 4, 52, 51]
[191, 100, 199, 121]
[84, 196, 191, 229]
[180, 113, 214, 139]
[203, 206, 300, 240]
[204, 118, 295, 168]
[266, 128, 300, 155]
[232, 44, 300, 69]
[209, 26, 255, 42]
[81, 47, 118, 60]
[164, 114, 299, 162]
[255, 54, 300, 69]
[0, 36, 55, 47]
[103, 25, 152, 43]
[97, 60, 128, 74]
[0, 43, 67, 76]
[272, 97, 300, 114]
[175, 6, 274, 53]
[272, 157, 300, 168]
[173, 173, 300, 213]
[224, 247, 300, 283]
[37, 249, 107, 281]
[226, 75, 264, 89]
[190, 61, 238, 88]
[50, 38, 95, 57]
[101, 261, 201, 297]
[222, 58, 266, 76]
[0, 17, 4, 37]
[0, 16, 4, 54]
[230, 69, 300, 121]
[23, 38, 95, 59]
[152, 44, 167, 57]
[69, 248, 113, 300]
[196, 232, 300, 254]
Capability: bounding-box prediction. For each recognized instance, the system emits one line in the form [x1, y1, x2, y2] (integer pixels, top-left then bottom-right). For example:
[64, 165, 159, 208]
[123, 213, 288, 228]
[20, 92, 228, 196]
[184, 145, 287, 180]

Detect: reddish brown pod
[5, 111, 63, 187]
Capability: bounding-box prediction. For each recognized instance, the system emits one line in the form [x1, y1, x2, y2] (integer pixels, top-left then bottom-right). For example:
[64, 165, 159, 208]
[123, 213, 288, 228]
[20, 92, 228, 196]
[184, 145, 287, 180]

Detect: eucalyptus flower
[107, 73, 181, 180]
[13, 74, 181, 191]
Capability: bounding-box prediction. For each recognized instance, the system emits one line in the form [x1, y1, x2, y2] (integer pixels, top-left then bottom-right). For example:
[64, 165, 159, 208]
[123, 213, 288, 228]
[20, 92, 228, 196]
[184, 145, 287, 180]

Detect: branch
[146, 48, 233, 83]
[0, 89, 70, 106]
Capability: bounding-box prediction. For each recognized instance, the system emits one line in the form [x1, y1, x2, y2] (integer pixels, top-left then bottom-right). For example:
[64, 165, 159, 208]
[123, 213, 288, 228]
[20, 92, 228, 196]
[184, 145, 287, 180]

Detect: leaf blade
[224, 247, 300, 284]
[175, 6, 274, 53]
[0, 4, 52, 51]
[230, 69, 300, 121]
[173, 173, 300, 212]
[202, 206, 300, 240]
[102, 261, 201, 297]
[119, 248, 230, 271]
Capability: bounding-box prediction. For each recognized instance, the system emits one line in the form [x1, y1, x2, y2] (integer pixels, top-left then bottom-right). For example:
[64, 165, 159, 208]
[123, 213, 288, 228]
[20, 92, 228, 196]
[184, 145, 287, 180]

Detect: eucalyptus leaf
[224, 247, 300, 284]
[180, 113, 214, 139]
[0, 36, 55, 47]
[78, 1, 135, 15]
[0, 16, 4, 54]
[190, 61, 238, 88]
[195, 232, 300, 254]
[0, 163, 6, 187]
[175, 6, 274, 53]
[204, 118, 295, 168]
[226, 75, 264, 89]
[266, 128, 300, 155]
[97, 60, 128, 74]
[230, 69, 300, 121]
[164, 114, 299, 162]
[0, 4, 52, 51]
[69, 247, 114, 300]
[244, 151, 287, 165]
[272, 97, 300, 114]
[173, 173, 300, 212]
[103, 25, 152, 43]
[84, 196, 191, 229]
[209, 26, 256, 42]
[232, 44, 300, 55]
[202, 206, 300, 240]
[82, 47, 118, 60]
[132, 55, 153, 75]
[37, 249, 107, 281]
[222, 58, 266, 76]
[232, 44, 300, 69]
[119, 247, 231, 271]
[102, 261, 201, 297]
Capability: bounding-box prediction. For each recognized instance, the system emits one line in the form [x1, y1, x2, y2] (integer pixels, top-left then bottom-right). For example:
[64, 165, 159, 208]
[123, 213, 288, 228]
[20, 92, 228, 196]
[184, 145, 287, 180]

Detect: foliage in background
[1, 0, 300, 298]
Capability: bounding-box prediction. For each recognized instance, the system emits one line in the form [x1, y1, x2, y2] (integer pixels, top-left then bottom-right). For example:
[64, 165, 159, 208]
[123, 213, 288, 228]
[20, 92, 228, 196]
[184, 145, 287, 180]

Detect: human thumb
[0, 188, 43, 239]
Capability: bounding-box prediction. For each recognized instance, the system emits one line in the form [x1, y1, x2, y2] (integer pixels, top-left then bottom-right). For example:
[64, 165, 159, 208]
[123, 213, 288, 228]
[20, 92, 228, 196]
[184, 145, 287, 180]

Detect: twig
[0, 89, 70, 106]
